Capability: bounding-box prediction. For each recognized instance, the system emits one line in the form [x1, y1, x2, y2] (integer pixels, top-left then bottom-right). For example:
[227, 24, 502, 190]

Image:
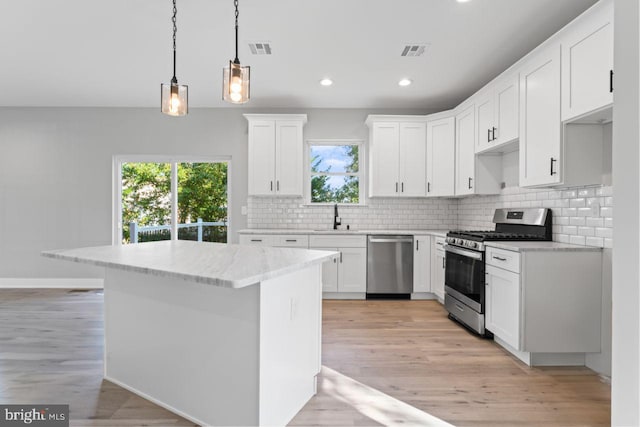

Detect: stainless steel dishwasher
[366, 235, 413, 297]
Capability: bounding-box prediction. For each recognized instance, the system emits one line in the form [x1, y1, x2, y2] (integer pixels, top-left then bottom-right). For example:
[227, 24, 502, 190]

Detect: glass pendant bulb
[161, 77, 188, 116]
[223, 60, 250, 104]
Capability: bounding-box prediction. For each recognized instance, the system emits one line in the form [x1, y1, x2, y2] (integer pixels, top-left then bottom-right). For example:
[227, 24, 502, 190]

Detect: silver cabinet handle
[444, 244, 483, 260]
[492, 256, 507, 261]
[395, 182, 398, 193]
[416, 240, 419, 251]
[339, 252, 343, 263]
[251, 239, 262, 242]
[401, 182, 404, 193]
[277, 180, 280, 191]
[270, 181, 273, 191]
[285, 239, 297, 242]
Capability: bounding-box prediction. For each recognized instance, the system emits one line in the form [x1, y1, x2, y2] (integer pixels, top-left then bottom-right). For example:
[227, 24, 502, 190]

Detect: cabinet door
[476, 94, 495, 153]
[274, 120, 303, 196]
[427, 117, 455, 197]
[398, 122, 427, 197]
[369, 122, 400, 197]
[247, 121, 276, 195]
[455, 105, 476, 196]
[561, 3, 613, 121]
[316, 247, 339, 292]
[338, 247, 367, 293]
[519, 46, 562, 187]
[486, 265, 521, 350]
[413, 236, 431, 292]
[431, 249, 445, 301]
[494, 73, 519, 145]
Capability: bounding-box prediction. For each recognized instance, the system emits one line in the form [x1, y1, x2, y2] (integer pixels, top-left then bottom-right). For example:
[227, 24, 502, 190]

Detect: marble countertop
[238, 229, 448, 237]
[485, 241, 603, 252]
[42, 240, 337, 289]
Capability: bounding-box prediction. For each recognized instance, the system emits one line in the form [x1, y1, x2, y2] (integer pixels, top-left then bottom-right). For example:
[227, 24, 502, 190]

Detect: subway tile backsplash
[456, 185, 613, 248]
[247, 184, 613, 248]
[247, 197, 458, 231]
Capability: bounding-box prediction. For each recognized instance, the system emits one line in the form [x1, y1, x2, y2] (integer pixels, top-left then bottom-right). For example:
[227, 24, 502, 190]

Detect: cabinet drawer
[486, 246, 520, 273]
[273, 235, 309, 248]
[238, 234, 274, 246]
[309, 234, 366, 248]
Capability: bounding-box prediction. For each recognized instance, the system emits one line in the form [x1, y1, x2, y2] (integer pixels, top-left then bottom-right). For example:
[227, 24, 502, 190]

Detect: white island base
[103, 265, 322, 427]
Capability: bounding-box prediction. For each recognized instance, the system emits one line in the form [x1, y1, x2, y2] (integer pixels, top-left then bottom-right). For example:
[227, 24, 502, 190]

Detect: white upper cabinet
[369, 122, 400, 197]
[399, 123, 427, 196]
[476, 73, 519, 153]
[426, 116, 455, 197]
[455, 105, 476, 196]
[367, 116, 427, 198]
[561, 0, 613, 122]
[519, 47, 562, 188]
[245, 114, 307, 197]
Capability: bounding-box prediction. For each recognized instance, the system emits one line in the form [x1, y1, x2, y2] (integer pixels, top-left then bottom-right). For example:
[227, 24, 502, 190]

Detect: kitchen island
[43, 240, 336, 427]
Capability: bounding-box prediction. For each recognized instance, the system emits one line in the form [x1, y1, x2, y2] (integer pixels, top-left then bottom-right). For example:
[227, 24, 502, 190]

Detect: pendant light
[223, 0, 250, 104]
[161, 0, 188, 116]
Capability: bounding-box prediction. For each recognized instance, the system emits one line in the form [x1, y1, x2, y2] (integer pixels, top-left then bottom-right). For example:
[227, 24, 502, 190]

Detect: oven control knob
[470, 242, 478, 249]
[456, 239, 464, 245]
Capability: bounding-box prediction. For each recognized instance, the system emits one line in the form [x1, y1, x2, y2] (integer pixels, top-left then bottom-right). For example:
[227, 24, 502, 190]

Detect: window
[308, 140, 363, 204]
[114, 156, 230, 245]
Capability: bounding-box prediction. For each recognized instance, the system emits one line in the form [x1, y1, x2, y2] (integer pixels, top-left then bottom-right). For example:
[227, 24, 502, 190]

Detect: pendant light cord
[234, 0, 239, 63]
[172, 0, 178, 82]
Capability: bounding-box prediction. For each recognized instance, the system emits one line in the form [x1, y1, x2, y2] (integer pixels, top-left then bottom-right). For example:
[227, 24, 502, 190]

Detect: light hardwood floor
[0, 290, 610, 426]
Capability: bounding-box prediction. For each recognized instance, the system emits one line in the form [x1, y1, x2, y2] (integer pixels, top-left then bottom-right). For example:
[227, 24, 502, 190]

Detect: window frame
[304, 139, 366, 206]
[112, 155, 232, 245]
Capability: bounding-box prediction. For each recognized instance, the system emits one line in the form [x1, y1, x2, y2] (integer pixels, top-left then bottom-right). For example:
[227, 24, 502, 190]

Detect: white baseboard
[0, 278, 104, 289]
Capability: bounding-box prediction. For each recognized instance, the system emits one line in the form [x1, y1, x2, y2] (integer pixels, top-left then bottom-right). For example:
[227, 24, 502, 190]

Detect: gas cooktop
[446, 230, 549, 242]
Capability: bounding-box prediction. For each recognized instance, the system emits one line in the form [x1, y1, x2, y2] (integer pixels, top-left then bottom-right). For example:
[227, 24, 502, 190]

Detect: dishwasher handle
[368, 237, 413, 244]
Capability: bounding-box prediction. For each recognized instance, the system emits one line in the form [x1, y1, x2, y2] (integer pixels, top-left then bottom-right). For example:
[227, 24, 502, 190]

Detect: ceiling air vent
[401, 44, 429, 57]
[248, 42, 272, 55]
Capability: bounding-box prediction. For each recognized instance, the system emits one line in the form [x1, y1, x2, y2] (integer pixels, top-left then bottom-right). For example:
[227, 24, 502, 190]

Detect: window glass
[310, 144, 360, 204]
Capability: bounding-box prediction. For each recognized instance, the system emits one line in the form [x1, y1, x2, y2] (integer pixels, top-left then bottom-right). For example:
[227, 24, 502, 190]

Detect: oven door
[444, 244, 485, 313]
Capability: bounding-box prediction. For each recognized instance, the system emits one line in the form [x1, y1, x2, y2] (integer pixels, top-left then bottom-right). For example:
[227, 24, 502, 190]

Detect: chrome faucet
[333, 204, 341, 230]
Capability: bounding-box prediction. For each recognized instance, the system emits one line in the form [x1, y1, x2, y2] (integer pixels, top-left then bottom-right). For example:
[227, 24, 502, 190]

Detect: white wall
[0, 107, 430, 280]
[612, 0, 640, 424]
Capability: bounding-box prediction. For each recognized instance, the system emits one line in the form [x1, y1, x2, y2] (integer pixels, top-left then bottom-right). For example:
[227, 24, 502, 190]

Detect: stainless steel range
[444, 208, 552, 335]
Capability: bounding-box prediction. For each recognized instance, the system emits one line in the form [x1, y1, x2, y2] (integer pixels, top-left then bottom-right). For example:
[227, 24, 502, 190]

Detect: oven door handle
[444, 244, 483, 260]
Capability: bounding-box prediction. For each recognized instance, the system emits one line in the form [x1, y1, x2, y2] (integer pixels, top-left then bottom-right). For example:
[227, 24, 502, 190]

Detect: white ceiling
[1, 0, 598, 109]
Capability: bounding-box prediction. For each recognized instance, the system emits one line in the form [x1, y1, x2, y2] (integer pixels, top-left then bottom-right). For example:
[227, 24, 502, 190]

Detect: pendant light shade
[223, 0, 250, 104]
[161, 0, 188, 116]
[161, 79, 188, 116]
[223, 60, 250, 104]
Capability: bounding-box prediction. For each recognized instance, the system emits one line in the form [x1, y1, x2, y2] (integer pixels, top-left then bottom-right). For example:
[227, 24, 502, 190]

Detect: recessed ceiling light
[320, 78, 333, 86]
[398, 78, 412, 87]
[457, 0, 472, 3]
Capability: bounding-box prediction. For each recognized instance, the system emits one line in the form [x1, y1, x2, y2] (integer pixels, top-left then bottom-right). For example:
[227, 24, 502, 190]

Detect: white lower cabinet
[413, 235, 431, 292]
[484, 245, 603, 366]
[316, 249, 339, 292]
[238, 234, 309, 248]
[485, 265, 520, 350]
[431, 237, 446, 302]
[310, 235, 367, 297]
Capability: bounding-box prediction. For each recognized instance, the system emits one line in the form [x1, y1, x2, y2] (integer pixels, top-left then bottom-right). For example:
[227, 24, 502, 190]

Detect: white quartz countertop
[42, 240, 337, 289]
[238, 229, 448, 237]
[485, 241, 603, 252]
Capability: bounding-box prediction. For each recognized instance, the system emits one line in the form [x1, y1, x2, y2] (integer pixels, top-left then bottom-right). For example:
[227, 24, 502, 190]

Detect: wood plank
[0, 291, 610, 426]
